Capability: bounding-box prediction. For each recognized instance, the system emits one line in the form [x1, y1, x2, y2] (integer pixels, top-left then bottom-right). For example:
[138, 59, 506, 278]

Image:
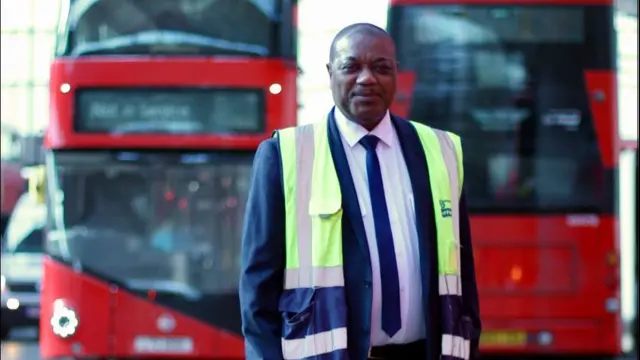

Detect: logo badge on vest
[440, 200, 452, 217]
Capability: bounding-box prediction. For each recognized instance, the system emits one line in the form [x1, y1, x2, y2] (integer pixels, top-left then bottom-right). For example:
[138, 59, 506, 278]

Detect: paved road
[1, 327, 42, 360]
[2, 329, 637, 360]
[1, 341, 41, 360]
[2, 341, 637, 360]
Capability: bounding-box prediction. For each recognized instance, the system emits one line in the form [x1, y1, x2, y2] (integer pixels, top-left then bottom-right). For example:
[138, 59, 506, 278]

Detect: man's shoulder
[252, 138, 282, 186]
[257, 137, 280, 156]
[274, 122, 317, 133]
[258, 122, 321, 161]
[269, 122, 323, 146]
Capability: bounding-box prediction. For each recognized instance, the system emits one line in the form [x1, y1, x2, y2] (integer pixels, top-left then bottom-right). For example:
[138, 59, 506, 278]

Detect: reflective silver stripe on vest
[434, 129, 463, 297]
[280, 124, 348, 359]
[282, 328, 348, 359]
[442, 334, 470, 359]
[284, 266, 344, 289]
[439, 274, 461, 297]
[283, 124, 345, 289]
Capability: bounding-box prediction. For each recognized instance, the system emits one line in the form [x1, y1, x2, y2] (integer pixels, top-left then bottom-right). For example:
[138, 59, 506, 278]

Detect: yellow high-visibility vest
[274, 118, 469, 360]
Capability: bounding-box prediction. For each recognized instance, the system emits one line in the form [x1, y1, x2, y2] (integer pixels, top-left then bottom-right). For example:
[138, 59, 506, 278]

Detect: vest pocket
[279, 287, 349, 359]
[308, 198, 342, 218]
[283, 302, 313, 326]
[308, 199, 343, 248]
[279, 289, 316, 339]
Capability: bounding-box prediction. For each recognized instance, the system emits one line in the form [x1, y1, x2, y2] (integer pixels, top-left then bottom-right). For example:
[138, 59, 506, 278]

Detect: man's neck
[335, 107, 389, 132]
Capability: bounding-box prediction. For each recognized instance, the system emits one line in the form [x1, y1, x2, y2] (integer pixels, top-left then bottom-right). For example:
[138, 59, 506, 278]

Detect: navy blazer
[239, 111, 481, 360]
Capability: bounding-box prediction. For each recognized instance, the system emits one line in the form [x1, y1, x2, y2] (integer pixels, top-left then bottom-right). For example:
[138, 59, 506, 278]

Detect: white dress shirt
[333, 107, 426, 346]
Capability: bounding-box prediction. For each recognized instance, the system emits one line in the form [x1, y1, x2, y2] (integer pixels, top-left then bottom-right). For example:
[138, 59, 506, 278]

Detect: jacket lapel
[390, 114, 436, 333]
[326, 109, 372, 263]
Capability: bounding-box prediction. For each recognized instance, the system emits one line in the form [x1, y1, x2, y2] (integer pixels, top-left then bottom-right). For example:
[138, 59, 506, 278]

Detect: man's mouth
[352, 92, 380, 99]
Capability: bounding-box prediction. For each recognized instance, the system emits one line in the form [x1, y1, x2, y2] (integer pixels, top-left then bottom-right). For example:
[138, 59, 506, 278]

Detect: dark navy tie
[359, 134, 401, 337]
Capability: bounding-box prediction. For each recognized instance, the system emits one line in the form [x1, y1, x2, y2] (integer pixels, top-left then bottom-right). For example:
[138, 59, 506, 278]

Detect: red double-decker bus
[35, 0, 298, 358]
[387, 0, 624, 357]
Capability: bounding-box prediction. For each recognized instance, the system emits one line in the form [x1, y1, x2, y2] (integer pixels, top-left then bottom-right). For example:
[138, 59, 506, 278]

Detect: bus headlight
[50, 301, 79, 338]
[269, 83, 282, 95]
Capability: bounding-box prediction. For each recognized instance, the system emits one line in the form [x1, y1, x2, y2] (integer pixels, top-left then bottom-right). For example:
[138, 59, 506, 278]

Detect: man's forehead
[333, 33, 395, 61]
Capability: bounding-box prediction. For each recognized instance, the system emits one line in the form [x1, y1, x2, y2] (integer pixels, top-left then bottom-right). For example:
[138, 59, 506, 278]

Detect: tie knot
[360, 135, 380, 152]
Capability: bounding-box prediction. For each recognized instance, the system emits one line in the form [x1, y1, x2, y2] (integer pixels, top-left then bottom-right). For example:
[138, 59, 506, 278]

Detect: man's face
[327, 31, 397, 129]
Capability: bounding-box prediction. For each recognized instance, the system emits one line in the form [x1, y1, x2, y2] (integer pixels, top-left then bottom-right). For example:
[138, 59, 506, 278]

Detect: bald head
[329, 23, 393, 63]
[326, 23, 398, 131]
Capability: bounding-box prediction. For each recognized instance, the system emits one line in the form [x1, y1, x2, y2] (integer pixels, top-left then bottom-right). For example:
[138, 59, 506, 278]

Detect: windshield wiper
[70, 30, 269, 57]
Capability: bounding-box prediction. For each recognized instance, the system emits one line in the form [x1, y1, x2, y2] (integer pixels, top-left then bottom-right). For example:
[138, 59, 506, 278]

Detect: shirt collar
[333, 107, 395, 148]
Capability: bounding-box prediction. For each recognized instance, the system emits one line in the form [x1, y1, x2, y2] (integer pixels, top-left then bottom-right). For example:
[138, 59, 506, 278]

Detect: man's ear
[326, 63, 332, 77]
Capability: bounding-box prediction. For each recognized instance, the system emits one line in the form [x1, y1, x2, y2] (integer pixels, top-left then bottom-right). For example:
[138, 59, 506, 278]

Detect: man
[240, 23, 481, 359]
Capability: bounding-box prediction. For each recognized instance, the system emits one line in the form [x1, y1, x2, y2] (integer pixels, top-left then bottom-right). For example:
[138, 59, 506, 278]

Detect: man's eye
[342, 64, 358, 72]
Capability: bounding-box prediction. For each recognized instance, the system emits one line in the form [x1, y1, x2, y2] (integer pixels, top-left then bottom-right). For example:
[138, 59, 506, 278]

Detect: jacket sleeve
[239, 138, 286, 360]
[459, 189, 482, 358]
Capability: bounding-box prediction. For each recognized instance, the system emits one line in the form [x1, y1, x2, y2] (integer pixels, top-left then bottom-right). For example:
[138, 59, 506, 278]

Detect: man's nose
[356, 67, 377, 84]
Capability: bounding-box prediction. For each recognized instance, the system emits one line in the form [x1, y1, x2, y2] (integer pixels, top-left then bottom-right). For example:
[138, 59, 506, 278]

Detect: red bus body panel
[111, 288, 244, 359]
[584, 71, 618, 168]
[46, 57, 298, 150]
[390, 0, 621, 355]
[40, 258, 245, 359]
[471, 216, 620, 354]
[40, 257, 115, 358]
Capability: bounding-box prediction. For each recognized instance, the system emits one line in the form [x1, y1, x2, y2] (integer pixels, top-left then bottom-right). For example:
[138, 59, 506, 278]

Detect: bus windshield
[45, 151, 252, 298]
[389, 5, 613, 212]
[60, 0, 282, 56]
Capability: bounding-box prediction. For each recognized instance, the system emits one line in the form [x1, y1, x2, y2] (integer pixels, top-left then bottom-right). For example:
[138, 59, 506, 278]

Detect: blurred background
[0, 0, 637, 359]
